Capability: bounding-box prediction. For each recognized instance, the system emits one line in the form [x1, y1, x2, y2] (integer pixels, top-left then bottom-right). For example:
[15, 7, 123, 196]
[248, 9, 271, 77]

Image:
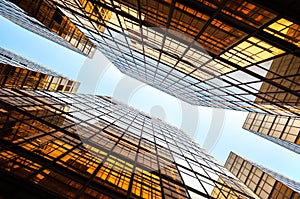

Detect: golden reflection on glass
[132, 167, 162, 199]
[78, 0, 112, 33]
[221, 0, 276, 28]
[10, 0, 95, 57]
[0, 63, 79, 93]
[96, 155, 133, 192]
[264, 18, 300, 47]
[225, 152, 299, 199]
[221, 37, 285, 67]
[0, 88, 280, 198]
[211, 176, 260, 199]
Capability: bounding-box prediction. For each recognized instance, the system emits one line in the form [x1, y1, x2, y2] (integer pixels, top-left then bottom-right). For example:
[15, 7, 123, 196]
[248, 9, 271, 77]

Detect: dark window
[53, 9, 63, 24]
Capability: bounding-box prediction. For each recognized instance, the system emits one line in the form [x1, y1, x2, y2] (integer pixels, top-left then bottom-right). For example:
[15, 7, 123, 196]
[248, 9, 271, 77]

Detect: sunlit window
[264, 18, 300, 47]
[220, 37, 285, 67]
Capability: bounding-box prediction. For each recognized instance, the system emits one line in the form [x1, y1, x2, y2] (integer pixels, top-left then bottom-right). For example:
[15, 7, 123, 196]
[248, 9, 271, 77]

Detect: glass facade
[0, 47, 80, 93]
[250, 130, 300, 155]
[240, 32, 300, 154]
[254, 54, 300, 107]
[243, 112, 300, 154]
[1, 0, 299, 198]
[0, 87, 259, 198]
[26, 0, 299, 116]
[1, 0, 299, 115]
[0, 0, 96, 57]
[225, 152, 300, 199]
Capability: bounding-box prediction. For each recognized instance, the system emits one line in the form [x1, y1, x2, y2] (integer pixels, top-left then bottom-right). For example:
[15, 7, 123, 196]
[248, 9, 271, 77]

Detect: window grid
[0, 88, 261, 198]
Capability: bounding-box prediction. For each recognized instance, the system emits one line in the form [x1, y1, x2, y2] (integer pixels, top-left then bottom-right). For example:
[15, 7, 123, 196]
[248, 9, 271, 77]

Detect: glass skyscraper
[241, 50, 300, 154]
[37, 0, 300, 153]
[0, 87, 259, 198]
[0, 47, 80, 93]
[243, 112, 300, 154]
[19, 0, 297, 117]
[1, 0, 299, 198]
[0, 0, 96, 57]
[2, 0, 299, 116]
[225, 152, 300, 199]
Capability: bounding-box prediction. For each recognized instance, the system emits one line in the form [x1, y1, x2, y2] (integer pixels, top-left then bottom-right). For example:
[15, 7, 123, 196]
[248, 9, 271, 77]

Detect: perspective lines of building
[243, 112, 300, 155]
[1, 0, 300, 117]
[0, 0, 300, 198]
[0, 0, 96, 57]
[0, 87, 260, 199]
[225, 152, 300, 199]
[0, 47, 80, 93]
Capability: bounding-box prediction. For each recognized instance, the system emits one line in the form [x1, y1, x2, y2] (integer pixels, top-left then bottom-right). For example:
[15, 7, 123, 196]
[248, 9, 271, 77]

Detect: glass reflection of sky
[0, 16, 299, 182]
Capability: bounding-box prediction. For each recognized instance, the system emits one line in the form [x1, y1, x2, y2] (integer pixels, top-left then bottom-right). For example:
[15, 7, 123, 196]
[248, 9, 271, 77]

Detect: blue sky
[1, 16, 299, 182]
